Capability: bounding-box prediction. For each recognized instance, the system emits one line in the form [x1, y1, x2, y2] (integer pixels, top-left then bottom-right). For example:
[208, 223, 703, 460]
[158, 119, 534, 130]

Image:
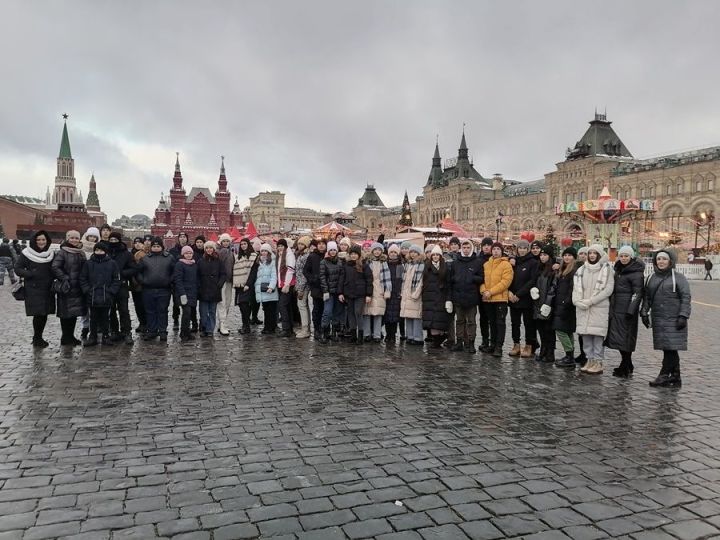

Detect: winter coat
[255, 257, 279, 303]
[573, 256, 615, 337]
[80, 254, 121, 307]
[0, 242, 15, 260]
[233, 252, 258, 304]
[218, 247, 235, 283]
[481, 257, 513, 303]
[52, 243, 86, 318]
[304, 251, 325, 298]
[137, 252, 175, 289]
[338, 259, 373, 299]
[168, 242, 188, 261]
[384, 259, 404, 324]
[533, 269, 557, 321]
[400, 262, 423, 319]
[14, 233, 55, 317]
[447, 252, 483, 308]
[197, 255, 226, 303]
[641, 252, 691, 351]
[422, 262, 449, 331]
[295, 250, 310, 295]
[363, 256, 391, 316]
[277, 249, 296, 289]
[108, 241, 136, 287]
[130, 248, 146, 292]
[606, 259, 644, 352]
[173, 261, 198, 306]
[320, 256, 341, 294]
[509, 253, 540, 309]
[552, 269, 576, 333]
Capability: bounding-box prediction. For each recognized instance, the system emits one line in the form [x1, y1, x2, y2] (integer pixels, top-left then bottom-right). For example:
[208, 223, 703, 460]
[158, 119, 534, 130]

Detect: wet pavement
[0, 282, 719, 539]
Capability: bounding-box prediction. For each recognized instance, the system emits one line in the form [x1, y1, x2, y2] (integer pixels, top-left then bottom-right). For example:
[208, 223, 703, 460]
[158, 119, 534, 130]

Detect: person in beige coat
[400, 245, 424, 345]
[362, 242, 392, 342]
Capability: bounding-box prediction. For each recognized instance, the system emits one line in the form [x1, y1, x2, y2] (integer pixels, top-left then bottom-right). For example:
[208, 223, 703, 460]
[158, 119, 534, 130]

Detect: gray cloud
[2, 0, 719, 220]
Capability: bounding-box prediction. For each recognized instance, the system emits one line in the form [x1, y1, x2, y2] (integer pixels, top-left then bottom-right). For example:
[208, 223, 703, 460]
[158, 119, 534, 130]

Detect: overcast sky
[2, 0, 719, 221]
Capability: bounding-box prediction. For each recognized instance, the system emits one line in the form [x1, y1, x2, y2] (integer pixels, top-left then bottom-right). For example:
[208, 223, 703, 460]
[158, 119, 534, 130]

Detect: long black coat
[173, 261, 198, 306]
[384, 259, 404, 324]
[551, 269, 576, 333]
[422, 262, 449, 331]
[52, 244, 86, 318]
[338, 260, 372, 299]
[447, 253, 483, 308]
[197, 255, 226, 302]
[303, 251, 324, 298]
[509, 253, 540, 309]
[606, 259, 644, 351]
[14, 241, 55, 317]
[641, 255, 691, 351]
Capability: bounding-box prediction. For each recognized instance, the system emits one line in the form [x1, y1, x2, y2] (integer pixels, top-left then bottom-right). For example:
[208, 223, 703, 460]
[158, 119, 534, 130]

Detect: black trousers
[262, 301, 278, 331]
[238, 302, 251, 328]
[661, 350, 680, 374]
[32, 315, 48, 339]
[90, 306, 111, 337]
[484, 302, 508, 347]
[60, 317, 77, 340]
[346, 297, 365, 331]
[131, 290, 146, 327]
[251, 296, 261, 321]
[279, 289, 294, 331]
[180, 304, 194, 335]
[478, 304, 490, 344]
[110, 285, 132, 335]
[311, 294, 324, 332]
[537, 319, 555, 353]
[510, 306, 537, 346]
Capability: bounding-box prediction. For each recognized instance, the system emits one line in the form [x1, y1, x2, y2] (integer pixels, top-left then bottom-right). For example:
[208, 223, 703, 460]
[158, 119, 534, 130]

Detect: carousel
[555, 185, 659, 252]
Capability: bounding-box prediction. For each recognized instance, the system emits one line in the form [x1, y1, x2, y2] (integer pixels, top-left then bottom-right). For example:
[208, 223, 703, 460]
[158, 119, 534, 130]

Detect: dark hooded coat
[606, 258, 644, 351]
[52, 241, 86, 318]
[422, 260, 450, 331]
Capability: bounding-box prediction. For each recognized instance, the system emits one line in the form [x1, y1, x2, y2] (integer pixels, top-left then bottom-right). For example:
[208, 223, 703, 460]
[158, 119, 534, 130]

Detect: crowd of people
[6, 225, 692, 387]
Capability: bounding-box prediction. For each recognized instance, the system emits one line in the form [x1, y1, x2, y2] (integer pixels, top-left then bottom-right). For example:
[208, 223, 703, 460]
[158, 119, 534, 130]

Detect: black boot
[451, 341, 464, 352]
[81, 327, 89, 340]
[543, 348, 556, 364]
[492, 344, 503, 357]
[479, 341, 492, 353]
[555, 351, 576, 368]
[101, 334, 115, 346]
[349, 330, 358, 344]
[84, 334, 99, 347]
[357, 330, 364, 344]
[32, 337, 49, 348]
[574, 352, 587, 367]
[650, 372, 682, 387]
[430, 334, 443, 349]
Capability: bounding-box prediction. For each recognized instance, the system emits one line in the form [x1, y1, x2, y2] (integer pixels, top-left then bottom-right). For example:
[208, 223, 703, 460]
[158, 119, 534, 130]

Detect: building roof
[1, 195, 46, 205]
[503, 178, 546, 197]
[566, 112, 632, 160]
[59, 120, 72, 159]
[186, 187, 216, 204]
[612, 145, 720, 176]
[356, 185, 385, 208]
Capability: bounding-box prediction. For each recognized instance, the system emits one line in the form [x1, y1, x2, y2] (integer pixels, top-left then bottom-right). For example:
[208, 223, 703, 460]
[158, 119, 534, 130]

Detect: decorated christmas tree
[543, 223, 557, 247]
[398, 191, 413, 227]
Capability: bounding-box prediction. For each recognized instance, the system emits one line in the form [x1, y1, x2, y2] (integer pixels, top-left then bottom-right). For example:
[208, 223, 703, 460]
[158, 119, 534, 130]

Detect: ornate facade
[246, 190, 328, 233]
[352, 113, 720, 247]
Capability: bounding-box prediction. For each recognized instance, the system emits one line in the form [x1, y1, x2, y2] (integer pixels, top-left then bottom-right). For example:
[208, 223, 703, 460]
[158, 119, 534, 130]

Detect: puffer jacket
[295, 250, 310, 295]
[363, 256, 391, 316]
[304, 250, 325, 298]
[606, 258, 644, 351]
[533, 268, 557, 321]
[320, 255, 341, 294]
[447, 252, 483, 308]
[552, 268, 576, 333]
[233, 252, 258, 304]
[509, 253, 539, 309]
[641, 251, 691, 351]
[422, 261, 449, 331]
[338, 259, 373, 299]
[384, 258, 404, 324]
[52, 243, 86, 318]
[173, 260, 198, 306]
[255, 257, 279, 303]
[197, 254, 226, 302]
[572, 253, 615, 337]
[400, 262, 423, 319]
[481, 257, 513, 303]
[14, 231, 55, 317]
[137, 252, 174, 289]
[80, 254, 121, 307]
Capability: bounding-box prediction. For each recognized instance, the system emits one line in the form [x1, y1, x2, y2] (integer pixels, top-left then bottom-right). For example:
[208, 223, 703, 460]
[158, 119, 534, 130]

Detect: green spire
[59, 114, 72, 159]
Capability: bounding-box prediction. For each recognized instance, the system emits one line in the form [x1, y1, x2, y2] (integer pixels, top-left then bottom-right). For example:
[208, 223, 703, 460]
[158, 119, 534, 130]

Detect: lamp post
[495, 212, 504, 242]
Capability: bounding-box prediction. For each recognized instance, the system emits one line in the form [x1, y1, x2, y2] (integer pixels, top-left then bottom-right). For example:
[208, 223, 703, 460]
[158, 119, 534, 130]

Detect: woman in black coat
[51, 230, 86, 345]
[530, 245, 558, 363]
[606, 246, 644, 377]
[196, 241, 226, 336]
[14, 230, 56, 347]
[641, 248, 691, 387]
[383, 245, 404, 343]
[552, 247, 578, 368]
[422, 245, 449, 348]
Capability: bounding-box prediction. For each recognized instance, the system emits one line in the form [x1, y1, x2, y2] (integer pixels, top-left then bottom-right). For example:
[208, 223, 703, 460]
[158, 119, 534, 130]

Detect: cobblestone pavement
[1, 283, 719, 540]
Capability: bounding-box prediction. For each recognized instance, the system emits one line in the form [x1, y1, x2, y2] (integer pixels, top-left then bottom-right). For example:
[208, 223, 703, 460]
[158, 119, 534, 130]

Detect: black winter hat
[150, 236, 164, 247]
[133, 236, 143, 244]
[449, 236, 460, 246]
[349, 244, 362, 256]
[109, 231, 123, 241]
[481, 237, 494, 246]
[277, 238, 288, 248]
[143, 234, 153, 242]
[530, 240, 543, 249]
[562, 246, 577, 258]
[194, 235, 206, 243]
[540, 245, 555, 257]
[94, 241, 110, 253]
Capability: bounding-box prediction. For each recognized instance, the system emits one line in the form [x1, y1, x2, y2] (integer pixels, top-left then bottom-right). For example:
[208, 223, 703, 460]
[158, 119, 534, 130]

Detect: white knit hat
[618, 245, 634, 257]
[219, 233, 232, 243]
[327, 241, 338, 251]
[260, 243, 273, 253]
[431, 244, 443, 256]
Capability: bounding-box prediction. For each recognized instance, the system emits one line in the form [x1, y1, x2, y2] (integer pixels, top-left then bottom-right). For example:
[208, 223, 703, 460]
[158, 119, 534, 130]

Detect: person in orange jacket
[480, 242, 514, 357]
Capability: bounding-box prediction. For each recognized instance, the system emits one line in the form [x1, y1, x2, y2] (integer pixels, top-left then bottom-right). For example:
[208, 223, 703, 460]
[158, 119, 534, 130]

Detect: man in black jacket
[80, 241, 121, 346]
[448, 240, 484, 352]
[108, 232, 136, 344]
[303, 239, 326, 339]
[137, 237, 175, 341]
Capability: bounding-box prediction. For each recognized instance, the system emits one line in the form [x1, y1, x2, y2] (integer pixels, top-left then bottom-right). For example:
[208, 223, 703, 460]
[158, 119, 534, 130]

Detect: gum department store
[352, 113, 720, 249]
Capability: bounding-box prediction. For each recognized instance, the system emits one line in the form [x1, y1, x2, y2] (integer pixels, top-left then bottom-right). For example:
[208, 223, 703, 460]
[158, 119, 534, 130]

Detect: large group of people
[7, 226, 692, 387]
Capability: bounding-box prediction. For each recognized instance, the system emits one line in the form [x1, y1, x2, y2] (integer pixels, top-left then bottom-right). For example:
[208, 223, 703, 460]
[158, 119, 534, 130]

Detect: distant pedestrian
[422, 245, 450, 349]
[477, 237, 494, 351]
[508, 239, 540, 358]
[704, 258, 713, 280]
[14, 231, 55, 347]
[0, 238, 18, 285]
[107, 231, 136, 344]
[52, 230, 86, 346]
[641, 249, 691, 387]
[319, 241, 343, 343]
[383, 244, 404, 344]
[531, 245, 558, 363]
[130, 237, 148, 334]
[447, 239, 484, 353]
[276, 239, 296, 338]
[294, 236, 313, 339]
[303, 239, 326, 339]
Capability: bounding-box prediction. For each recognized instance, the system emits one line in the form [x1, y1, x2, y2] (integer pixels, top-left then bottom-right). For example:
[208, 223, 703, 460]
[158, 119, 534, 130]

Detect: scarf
[575, 260, 611, 298]
[411, 262, 424, 292]
[21, 246, 54, 264]
[179, 258, 195, 266]
[61, 244, 84, 255]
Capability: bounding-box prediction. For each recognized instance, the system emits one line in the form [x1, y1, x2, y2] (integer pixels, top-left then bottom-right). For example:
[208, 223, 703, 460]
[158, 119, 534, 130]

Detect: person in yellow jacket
[480, 242, 514, 357]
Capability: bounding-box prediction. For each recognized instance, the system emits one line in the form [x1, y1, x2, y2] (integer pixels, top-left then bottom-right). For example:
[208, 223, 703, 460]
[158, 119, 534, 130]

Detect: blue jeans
[321, 294, 344, 329]
[143, 288, 171, 335]
[363, 315, 383, 338]
[406, 318, 424, 341]
[199, 301, 218, 333]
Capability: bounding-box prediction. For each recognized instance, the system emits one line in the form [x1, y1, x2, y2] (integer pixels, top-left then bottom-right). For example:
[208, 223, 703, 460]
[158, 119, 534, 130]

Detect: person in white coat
[572, 244, 614, 374]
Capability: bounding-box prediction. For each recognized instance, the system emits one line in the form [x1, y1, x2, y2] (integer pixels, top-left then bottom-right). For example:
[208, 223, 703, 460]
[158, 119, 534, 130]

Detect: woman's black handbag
[52, 279, 71, 294]
[260, 282, 270, 293]
[11, 280, 25, 301]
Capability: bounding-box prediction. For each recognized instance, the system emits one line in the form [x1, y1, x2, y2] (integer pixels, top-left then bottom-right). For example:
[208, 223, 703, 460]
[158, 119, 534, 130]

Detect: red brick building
[151, 154, 244, 246]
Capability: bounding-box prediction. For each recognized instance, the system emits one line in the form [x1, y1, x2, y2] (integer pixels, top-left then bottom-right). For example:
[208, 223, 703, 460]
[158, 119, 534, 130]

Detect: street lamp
[495, 212, 504, 242]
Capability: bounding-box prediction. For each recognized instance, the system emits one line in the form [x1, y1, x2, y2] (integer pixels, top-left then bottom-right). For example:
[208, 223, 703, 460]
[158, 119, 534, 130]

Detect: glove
[323, 293, 330, 301]
[641, 314, 650, 329]
[540, 304, 551, 317]
[282, 285, 290, 294]
[530, 287, 540, 300]
[445, 301, 453, 314]
[384, 291, 391, 299]
[676, 316, 687, 330]
[180, 295, 187, 306]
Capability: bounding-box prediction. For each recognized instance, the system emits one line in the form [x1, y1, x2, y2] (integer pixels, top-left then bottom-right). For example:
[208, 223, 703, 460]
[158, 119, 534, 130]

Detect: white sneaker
[295, 328, 311, 339]
[218, 324, 230, 336]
